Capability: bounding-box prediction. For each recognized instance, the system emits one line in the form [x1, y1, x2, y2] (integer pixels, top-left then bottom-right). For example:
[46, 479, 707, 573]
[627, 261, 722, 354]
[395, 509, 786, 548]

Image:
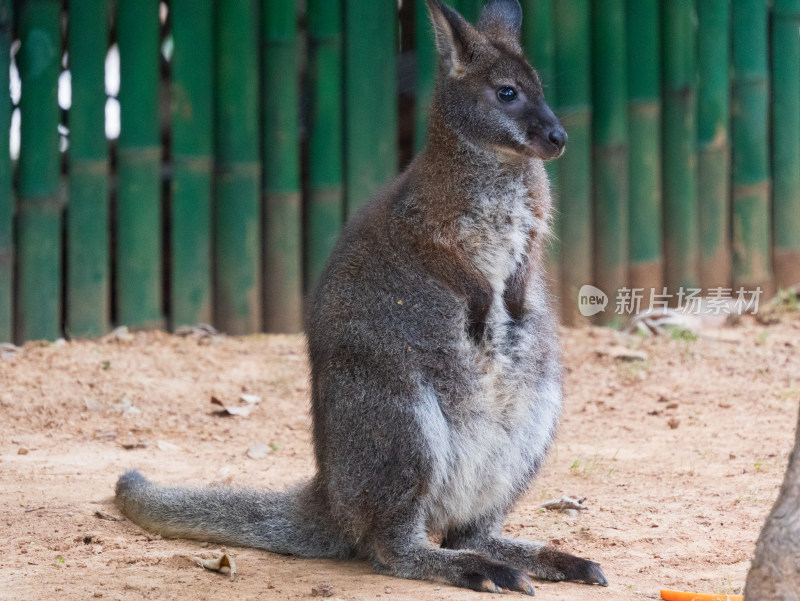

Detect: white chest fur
[417, 368, 560, 534]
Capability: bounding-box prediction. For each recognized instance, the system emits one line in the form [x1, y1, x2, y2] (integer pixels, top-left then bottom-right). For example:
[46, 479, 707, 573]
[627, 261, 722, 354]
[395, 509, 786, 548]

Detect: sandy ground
[2, 309, 799, 601]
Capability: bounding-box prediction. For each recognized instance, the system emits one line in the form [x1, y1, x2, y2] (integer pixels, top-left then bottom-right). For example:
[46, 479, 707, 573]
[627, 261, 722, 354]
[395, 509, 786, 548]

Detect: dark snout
[548, 124, 567, 153]
[528, 100, 567, 160]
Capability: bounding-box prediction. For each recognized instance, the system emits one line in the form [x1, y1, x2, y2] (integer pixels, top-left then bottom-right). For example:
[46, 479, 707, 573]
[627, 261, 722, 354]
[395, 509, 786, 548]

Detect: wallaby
[115, 0, 608, 594]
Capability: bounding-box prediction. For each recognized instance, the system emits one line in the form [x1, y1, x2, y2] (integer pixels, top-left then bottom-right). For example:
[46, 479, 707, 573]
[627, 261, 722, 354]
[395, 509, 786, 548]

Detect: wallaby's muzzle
[547, 125, 567, 155]
[528, 100, 567, 161]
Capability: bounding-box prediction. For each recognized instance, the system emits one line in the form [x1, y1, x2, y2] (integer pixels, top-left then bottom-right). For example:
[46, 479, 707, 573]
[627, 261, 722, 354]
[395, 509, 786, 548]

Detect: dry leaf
[175, 324, 221, 339]
[194, 551, 237, 580]
[157, 440, 182, 452]
[596, 346, 649, 362]
[102, 326, 134, 342]
[211, 396, 256, 418]
[541, 496, 588, 513]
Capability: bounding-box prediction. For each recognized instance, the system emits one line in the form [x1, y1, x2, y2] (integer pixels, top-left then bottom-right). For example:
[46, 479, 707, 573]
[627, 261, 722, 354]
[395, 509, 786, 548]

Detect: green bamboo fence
[451, 0, 483, 24]
[343, 1, 398, 216]
[554, 0, 592, 323]
[626, 0, 662, 293]
[306, 0, 344, 292]
[0, 0, 11, 342]
[731, 0, 771, 292]
[116, 0, 162, 329]
[214, 0, 261, 335]
[4, 0, 800, 344]
[521, 0, 559, 286]
[16, 0, 62, 342]
[697, 0, 731, 290]
[67, 0, 110, 338]
[170, 0, 213, 328]
[591, 0, 628, 317]
[263, 0, 302, 333]
[414, 0, 436, 152]
[661, 0, 699, 292]
[772, 0, 800, 288]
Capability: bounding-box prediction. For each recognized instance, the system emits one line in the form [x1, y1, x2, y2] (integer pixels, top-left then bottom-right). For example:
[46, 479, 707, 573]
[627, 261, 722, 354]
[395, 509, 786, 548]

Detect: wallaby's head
[426, 0, 566, 161]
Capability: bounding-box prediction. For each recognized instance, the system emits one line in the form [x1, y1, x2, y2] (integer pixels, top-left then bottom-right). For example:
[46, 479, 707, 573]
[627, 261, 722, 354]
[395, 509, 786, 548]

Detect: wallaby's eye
[497, 86, 518, 103]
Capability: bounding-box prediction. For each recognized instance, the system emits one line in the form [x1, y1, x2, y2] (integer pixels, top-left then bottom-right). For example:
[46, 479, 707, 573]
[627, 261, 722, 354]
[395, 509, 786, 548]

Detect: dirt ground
[2, 309, 799, 601]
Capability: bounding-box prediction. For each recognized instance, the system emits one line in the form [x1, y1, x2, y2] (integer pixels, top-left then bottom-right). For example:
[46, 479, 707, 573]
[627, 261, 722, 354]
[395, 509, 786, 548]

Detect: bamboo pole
[522, 0, 556, 114]
[731, 0, 771, 292]
[554, 0, 591, 324]
[170, 0, 213, 328]
[16, 0, 62, 342]
[451, 0, 483, 24]
[263, 0, 302, 333]
[67, 0, 110, 338]
[307, 0, 344, 292]
[625, 0, 662, 293]
[343, 1, 398, 216]
[661, 0, 699, 293]
[0, 0, 11, 342]
[521, 0, 560, 294]
[414, 0, 436, 151]
[696, 0, 730, 290]
[772, 0, 800, 287]
[214, 0, 261, 334]
[116, 0, 162, 329]
[521, 1, 557, 201]
[591, 0, 628, 320]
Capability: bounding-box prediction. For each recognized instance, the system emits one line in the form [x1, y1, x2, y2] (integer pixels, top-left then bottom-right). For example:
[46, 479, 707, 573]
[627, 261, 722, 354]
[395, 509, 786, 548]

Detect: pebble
[246, 443, 271, 460]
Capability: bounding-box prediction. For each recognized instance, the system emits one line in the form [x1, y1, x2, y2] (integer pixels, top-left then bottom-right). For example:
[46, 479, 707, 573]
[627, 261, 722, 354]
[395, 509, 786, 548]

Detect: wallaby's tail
[115, 470, 351, 558]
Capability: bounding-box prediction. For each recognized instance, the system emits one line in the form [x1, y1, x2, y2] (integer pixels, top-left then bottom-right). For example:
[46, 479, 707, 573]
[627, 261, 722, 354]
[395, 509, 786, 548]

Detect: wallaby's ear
[477, 0, 523, 47]
[426, 0, 478, 75]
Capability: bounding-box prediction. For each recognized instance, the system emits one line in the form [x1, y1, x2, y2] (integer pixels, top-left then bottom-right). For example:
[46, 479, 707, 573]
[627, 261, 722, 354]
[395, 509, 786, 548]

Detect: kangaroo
[115, 0, 607, 594]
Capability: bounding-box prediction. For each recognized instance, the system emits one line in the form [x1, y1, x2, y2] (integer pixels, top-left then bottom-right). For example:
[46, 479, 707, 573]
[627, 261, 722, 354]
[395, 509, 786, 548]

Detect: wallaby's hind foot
[459, 560, 535, 595]
[442, 530, 608, 587]
[534, 547, 608, 586]
[374, 544, 535, 595]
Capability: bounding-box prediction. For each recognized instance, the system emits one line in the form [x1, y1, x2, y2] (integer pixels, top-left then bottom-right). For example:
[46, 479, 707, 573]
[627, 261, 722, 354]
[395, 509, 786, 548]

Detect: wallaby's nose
[548, 126, 567, 151]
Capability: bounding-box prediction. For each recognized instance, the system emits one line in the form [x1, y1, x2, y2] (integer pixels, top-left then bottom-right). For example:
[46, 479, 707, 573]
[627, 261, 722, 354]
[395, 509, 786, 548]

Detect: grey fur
[115, 1, 606, 593]
[743, 402, 800, 601]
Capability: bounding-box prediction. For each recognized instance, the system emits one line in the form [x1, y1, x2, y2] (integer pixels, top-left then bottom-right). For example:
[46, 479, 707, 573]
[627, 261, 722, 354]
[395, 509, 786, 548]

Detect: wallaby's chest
[458, 182, 535, 294]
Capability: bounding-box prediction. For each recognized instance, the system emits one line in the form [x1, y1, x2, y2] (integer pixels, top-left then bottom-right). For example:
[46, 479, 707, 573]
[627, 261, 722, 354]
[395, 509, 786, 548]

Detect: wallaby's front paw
[466, 286, 492, 344]
[467, 317, 487, 343]
[462, 561, 535, 595]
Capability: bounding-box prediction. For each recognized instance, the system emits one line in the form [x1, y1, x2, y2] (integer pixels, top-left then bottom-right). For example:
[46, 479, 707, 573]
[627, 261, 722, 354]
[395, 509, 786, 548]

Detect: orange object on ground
[660, 590, 743, 601]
